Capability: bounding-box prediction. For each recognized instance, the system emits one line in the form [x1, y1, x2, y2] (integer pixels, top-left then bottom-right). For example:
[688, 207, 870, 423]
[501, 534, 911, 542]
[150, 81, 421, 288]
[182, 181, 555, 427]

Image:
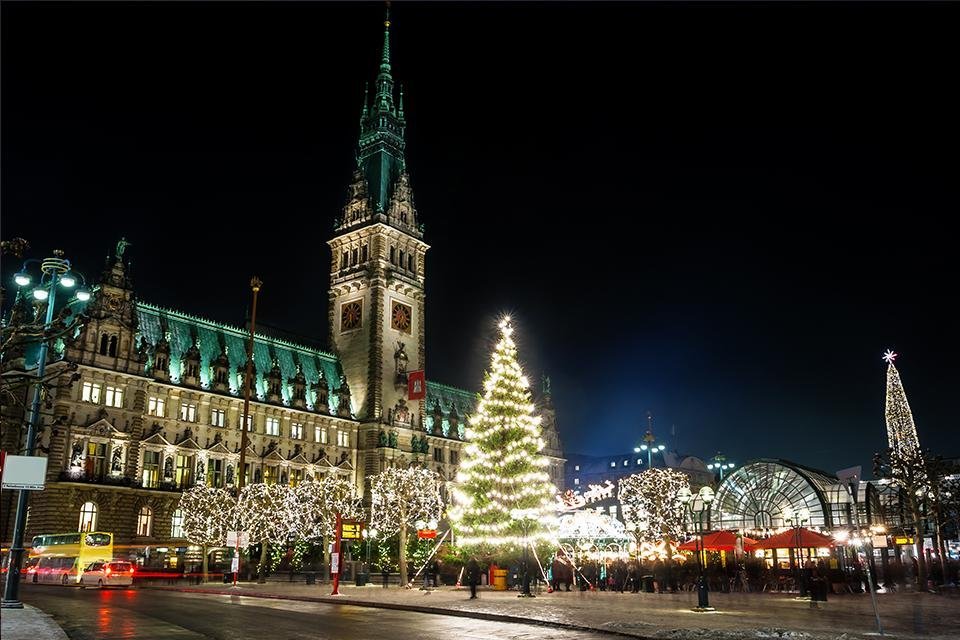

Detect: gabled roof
[141, 432, 172, 446]
[136, 302, 345, 413]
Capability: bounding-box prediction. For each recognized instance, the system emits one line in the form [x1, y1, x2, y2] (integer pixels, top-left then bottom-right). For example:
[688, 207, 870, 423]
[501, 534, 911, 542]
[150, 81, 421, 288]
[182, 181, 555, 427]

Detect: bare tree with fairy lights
[369, 466, 444, 586]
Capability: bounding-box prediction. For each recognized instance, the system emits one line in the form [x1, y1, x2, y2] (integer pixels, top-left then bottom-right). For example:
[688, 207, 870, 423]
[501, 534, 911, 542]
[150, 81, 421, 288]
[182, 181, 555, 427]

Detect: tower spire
[375, 5, 394, 112]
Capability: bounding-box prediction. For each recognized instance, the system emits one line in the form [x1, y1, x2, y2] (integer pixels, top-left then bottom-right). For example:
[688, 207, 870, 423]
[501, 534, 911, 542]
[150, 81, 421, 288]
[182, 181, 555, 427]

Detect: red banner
[417, 529, 437, 539]
[408, 370, 426, 400]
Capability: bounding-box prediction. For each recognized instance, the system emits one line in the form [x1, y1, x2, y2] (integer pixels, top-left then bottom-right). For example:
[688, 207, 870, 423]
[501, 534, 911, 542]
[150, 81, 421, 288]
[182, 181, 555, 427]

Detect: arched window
[78, 501, 98, 532]
[170, 509, 184, 538]
[109, 335, 118, 357]
[136, 506, 153, 537]
[99, 334, 109, 355]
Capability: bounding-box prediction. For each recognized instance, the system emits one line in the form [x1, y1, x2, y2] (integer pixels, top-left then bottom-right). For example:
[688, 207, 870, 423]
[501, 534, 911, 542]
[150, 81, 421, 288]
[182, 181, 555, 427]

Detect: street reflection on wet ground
[21, 584, 612, 640]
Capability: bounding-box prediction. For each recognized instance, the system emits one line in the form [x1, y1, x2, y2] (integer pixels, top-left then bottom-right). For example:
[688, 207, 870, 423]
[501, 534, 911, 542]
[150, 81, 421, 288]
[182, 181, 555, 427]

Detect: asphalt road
[20, 584, 612, 640]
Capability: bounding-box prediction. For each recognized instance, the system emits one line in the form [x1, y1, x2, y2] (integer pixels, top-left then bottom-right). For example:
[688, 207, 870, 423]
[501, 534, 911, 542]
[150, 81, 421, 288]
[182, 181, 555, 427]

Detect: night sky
[3, 2, 957, 477]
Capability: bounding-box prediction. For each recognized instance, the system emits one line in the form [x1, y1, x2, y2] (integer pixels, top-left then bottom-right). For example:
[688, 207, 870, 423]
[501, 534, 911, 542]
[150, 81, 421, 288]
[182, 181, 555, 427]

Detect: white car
[80, 560, 134, 588]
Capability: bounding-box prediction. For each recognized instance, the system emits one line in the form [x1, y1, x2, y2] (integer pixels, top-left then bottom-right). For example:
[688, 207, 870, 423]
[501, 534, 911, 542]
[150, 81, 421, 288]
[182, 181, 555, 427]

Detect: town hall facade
[0, 16, 564, 568]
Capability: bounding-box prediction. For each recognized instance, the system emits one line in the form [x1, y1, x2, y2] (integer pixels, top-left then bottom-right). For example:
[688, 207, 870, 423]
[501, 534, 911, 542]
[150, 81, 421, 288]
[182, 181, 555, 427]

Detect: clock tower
[328, 12, 428, 426]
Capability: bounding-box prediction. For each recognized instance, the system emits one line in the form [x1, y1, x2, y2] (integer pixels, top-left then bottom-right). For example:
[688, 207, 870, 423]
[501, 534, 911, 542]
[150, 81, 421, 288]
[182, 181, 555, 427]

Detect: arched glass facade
[708, 459, 861, 532]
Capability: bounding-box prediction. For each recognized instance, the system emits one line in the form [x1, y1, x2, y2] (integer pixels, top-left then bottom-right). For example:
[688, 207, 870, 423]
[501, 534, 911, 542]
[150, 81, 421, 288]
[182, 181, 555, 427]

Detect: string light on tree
[883, 349, 921, 460]
[618, 469, 691, 545]
[178, 485, 237, 582]
[369, 466, 444, 586]
[450, 316, 558, 549]
[289, 475, 363, 541]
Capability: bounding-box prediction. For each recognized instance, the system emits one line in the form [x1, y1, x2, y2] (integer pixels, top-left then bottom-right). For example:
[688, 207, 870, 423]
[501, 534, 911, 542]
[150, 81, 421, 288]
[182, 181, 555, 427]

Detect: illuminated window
[291, 422, 303, 440]
[609, 505, 617, 517]
[623, 460, 628, 467]
[180, 403, 197, 422]
[141, 450, 160, 488]
[82, 381, 101, 404]
[206, 458, 224, 488]
[87, 442, 107, 478]
[148, 396, 165, 417]
[610, 461, 616, 468]
[136, 506, 153, 537]
[175, 454, 193, 488]
[104, 386, 123, 408]
[574, 465, 580, 471]
[315, 426, 328, 444]
[211, 408, 226, 427]
[637, 459, 643, 465]
[265, 417, 280, 436]
[239, 414, 253, 431]
[170, 509, 184, 538]
[574, 478, 580, 486]
[450, 450, 459, 465]
[264, 465, 278, 485]
[290, 468, 304, 486]
[78, 502, 98, 532]
[337, 430, 349, 447]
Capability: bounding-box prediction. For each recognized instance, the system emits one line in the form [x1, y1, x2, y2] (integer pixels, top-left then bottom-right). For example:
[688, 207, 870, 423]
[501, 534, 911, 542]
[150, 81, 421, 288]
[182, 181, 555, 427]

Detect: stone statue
[394, 341, 408, 375]
[70, 442, 84, 468]
[111, 447, 123, 472]
[116, 237, 132, 259]
[163, 457, 174, 479]
[388, 431, 398, 449]
[378, 430, 388, 448]
[196, 461, 205, 482]
[225, 465, 234, 485]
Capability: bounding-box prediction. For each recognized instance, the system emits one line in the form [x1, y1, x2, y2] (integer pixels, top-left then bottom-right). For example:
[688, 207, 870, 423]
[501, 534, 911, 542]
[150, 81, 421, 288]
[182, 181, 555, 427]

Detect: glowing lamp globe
[60, 274, 76, 288]
[14, 272, 32, 287]
[76, 288, 91, 302]
[33, 289, 49, 301]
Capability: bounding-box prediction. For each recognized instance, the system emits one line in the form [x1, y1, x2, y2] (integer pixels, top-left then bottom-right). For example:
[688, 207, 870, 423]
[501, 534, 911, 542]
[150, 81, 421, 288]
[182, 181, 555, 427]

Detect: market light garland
[450, 317, 558, 548]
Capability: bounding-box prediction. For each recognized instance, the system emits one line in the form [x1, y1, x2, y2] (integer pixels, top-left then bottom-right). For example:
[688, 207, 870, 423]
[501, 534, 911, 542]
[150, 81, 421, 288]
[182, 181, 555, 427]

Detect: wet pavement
[19, 584, 613, 640]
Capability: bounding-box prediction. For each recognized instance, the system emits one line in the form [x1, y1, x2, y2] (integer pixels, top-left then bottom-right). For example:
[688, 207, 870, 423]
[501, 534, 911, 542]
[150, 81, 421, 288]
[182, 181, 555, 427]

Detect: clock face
[340, 301, 362, 332]
[391, 301, 412, 333]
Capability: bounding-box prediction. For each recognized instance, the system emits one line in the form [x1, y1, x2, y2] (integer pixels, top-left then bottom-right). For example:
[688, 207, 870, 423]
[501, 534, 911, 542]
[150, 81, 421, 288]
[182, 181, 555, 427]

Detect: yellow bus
[26, 532, 114, 585]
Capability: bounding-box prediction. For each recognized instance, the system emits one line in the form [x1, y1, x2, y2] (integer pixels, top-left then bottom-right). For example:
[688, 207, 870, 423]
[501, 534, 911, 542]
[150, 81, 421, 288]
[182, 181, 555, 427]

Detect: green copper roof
[136, 302, 343, 413]
[357, 9, 406, 213]
[425, 381, 477, 439]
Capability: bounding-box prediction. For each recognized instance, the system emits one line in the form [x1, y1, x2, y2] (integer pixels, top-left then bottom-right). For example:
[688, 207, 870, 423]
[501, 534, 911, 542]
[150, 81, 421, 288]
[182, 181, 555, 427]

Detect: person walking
[466, 557, 481, 599]
[381, 563, 390, 588]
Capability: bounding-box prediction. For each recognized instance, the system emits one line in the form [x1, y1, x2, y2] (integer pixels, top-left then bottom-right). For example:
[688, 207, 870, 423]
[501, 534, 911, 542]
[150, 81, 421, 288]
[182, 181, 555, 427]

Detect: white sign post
[330, 552, 340, 575]
[1, 455, 48, 490]
[225, 531, 249, 587]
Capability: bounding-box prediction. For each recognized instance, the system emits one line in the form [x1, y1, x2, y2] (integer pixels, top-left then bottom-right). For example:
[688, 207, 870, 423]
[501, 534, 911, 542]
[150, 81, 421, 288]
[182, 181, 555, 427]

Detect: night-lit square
[1, 2, 957, 639]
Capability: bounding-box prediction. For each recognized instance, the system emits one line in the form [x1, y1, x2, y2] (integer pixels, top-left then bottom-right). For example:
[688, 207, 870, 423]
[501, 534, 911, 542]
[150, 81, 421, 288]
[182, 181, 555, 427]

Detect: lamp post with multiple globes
[678, 485, 716, 612]
[2, 250, 90, 608]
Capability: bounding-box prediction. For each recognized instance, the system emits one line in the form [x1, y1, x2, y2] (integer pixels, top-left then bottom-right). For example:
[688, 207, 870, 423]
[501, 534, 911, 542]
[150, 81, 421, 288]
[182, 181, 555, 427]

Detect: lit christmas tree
[884, 349, 921, 459]
[450, 317, 558, 550]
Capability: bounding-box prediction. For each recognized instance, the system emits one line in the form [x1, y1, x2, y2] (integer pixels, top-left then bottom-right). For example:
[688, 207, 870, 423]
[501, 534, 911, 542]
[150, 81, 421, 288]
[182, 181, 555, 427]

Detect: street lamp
[782, 506, 810, 595]
[365, 528, 377, 568]
[678, 485, 716, 612]
[511, 508, 537, 598]
[3, 250, 88, 609]
[634, 430, 666, 469]
[706, 453, 735, 481]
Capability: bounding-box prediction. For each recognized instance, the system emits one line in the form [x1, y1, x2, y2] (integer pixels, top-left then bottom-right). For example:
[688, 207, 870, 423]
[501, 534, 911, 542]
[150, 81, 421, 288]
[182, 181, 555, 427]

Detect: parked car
[80, 561, 134, 588]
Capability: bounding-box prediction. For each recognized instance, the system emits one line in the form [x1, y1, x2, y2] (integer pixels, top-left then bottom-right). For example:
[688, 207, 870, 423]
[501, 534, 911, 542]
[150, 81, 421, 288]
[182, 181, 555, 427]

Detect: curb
[145, 586, 651, 639]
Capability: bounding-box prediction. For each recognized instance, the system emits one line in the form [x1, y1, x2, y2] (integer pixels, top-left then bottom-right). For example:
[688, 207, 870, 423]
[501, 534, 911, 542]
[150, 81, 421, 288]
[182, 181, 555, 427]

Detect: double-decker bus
[26, 531, 114, 585]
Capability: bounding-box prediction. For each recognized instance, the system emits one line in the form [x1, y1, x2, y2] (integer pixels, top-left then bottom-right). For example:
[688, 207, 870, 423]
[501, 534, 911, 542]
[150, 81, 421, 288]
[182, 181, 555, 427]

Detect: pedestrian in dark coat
[466, 558, 481, 599]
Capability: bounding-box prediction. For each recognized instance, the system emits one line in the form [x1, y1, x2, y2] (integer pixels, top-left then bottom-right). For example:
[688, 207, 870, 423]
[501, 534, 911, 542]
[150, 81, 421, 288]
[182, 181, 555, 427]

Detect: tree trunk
[399, 525, 408, 586]
[909, 499, 927, 590]
[934, 520, 948, 586]
[258, 542, 269, 584]
[202, 544, 209, 583]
